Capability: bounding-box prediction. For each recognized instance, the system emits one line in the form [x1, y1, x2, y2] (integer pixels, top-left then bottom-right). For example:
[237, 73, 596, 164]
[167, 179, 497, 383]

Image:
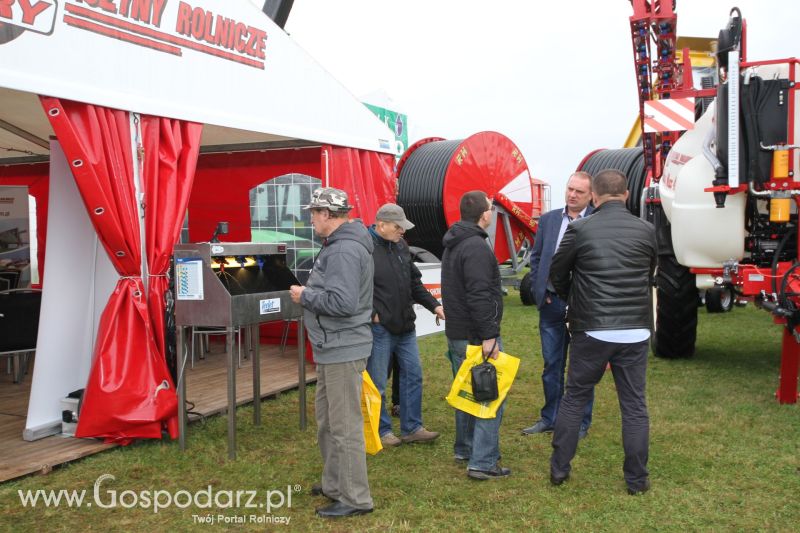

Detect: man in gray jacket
[289, 187, 375, 518]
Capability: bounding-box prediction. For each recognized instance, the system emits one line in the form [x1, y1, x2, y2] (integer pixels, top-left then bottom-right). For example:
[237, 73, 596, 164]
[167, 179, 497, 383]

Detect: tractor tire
[408, 246, 440, 264]
[705, 286, 734, 313]
[519, 272, 534, 306]
[654, 254, 698, 358]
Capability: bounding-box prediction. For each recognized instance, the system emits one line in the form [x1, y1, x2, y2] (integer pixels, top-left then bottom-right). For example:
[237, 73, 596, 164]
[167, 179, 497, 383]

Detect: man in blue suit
[522, 171, 595, 439]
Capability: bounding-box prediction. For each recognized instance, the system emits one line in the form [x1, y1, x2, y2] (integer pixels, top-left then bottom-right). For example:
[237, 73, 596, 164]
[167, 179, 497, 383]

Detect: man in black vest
[366, 203, 444, 447]
[548, 170, 656, 495]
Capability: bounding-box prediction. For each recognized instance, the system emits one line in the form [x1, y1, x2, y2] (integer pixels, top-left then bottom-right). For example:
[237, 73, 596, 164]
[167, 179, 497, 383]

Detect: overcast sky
[283, 1, 798, 207]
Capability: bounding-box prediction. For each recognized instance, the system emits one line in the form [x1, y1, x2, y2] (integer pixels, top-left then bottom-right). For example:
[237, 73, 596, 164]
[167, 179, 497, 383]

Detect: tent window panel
[249, 174, 322, 285]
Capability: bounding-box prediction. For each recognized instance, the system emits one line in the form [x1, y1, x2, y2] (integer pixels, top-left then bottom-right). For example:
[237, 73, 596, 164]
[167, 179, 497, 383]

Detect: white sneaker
[380, 433, 402, 447]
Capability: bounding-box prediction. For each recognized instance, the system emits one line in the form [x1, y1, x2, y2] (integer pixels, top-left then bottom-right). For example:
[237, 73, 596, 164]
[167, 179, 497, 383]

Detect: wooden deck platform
[184, 343, 316, 419]
[0, 345, 315, 483]
[0, 360, 114, 482]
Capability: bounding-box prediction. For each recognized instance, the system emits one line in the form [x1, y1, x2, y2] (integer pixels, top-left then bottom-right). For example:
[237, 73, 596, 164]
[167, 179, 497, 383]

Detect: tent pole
[129, 113, 148, 293]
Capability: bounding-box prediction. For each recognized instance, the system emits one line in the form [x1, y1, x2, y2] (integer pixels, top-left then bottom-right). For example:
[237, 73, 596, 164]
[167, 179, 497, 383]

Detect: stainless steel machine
[173, 242, 306, 459]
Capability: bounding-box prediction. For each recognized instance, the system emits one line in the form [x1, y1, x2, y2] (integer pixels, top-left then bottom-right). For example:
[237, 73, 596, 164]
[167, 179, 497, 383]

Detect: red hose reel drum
[396, 131, 539, 263]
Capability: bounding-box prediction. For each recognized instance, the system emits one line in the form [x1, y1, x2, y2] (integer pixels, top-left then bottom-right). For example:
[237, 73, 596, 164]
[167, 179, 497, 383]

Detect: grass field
[1, 292, 798, 532]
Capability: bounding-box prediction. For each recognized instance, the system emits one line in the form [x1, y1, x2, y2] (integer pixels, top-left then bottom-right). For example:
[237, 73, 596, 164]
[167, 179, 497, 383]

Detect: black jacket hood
[442, 221, 487, 250]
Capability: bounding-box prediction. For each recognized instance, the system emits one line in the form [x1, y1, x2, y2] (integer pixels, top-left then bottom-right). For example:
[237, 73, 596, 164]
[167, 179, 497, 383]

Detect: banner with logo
[0, 0, 394, 153]
[414, 264, 444, 337]
[364, 103, 409, 157]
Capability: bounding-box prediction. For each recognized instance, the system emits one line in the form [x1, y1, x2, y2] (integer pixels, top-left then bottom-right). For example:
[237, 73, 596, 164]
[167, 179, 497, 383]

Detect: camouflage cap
[304, 187, 353, 212]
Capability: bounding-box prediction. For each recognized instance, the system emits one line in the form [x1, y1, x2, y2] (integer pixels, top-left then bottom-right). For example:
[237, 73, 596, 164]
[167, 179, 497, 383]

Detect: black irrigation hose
[397, 140, 461, 257]
[772, 228, 797, 296]
[400, 141, 648, 255]
[579, 148, 647, 216]
[778, 261, 800, 313]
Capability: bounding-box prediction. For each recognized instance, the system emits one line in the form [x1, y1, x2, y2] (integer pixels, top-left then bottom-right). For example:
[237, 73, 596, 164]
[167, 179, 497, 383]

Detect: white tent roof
[0, 0, 395, 163]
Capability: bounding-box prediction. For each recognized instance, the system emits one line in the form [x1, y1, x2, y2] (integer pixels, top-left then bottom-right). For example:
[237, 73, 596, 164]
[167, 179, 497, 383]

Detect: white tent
[0, 0, 394, 440]
[0, 0, 395, 162]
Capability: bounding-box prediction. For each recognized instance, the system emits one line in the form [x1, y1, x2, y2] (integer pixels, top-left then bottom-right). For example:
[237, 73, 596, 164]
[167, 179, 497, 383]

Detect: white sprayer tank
[659, 102, 746, 271]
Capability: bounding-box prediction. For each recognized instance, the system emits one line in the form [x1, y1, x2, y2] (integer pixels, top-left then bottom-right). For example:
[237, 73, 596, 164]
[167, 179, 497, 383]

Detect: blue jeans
[366, 324, 424, 437]
[539, 294, 593, 430]
[448, 338, 505, 471]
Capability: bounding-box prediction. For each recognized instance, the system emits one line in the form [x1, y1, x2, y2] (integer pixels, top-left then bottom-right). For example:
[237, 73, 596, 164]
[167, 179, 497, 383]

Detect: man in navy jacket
[522, 171, 595, 439]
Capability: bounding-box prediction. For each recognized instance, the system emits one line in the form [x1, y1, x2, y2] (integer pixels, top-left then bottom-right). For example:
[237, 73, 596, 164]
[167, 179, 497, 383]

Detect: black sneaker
[467, 465, 512, 480]
[521, 420, 554, 435]
[310, 483, 334, 500]
[315, 501, 373, 518]
[627, 479, 651, 495]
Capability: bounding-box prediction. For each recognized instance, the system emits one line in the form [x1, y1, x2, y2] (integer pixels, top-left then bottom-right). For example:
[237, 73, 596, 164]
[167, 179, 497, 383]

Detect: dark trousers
[550, 332, 650, 490]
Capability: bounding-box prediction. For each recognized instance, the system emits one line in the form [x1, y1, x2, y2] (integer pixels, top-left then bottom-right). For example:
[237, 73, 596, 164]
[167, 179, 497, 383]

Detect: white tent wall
[24, 141, 116, 441]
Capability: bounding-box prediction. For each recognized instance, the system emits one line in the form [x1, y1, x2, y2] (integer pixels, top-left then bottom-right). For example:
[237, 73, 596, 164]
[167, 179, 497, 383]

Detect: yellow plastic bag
[361, 370, 383, 455]
[446, 345, 520, 419]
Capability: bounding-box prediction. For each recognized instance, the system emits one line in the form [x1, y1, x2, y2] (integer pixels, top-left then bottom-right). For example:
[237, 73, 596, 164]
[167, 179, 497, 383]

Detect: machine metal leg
[777, 326, 799, 404]
[226, 326, 236, 459]
[298, 317, 307, 430]
[252, 324, 261, 426]
[177, 325, 187, 451]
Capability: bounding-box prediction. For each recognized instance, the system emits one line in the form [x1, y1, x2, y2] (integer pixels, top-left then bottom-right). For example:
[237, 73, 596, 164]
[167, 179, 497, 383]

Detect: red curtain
[141, 117, 202, 362]
[325, 146, 396, 224]
[40, 97, 201, 443]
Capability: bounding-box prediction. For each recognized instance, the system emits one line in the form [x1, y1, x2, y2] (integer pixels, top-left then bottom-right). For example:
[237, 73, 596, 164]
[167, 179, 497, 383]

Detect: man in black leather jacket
[548, 169, 657, 496]
[366, 203, 444, 447]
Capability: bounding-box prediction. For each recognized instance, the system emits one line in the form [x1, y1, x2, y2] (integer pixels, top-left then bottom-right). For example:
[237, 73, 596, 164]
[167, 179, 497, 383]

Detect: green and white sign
[364, 103, 408, 157]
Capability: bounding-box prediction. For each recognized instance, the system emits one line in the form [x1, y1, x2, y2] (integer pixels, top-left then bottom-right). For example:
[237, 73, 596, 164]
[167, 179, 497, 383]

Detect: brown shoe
[380, 432, 402, 447]
[400, 427, 439, 444]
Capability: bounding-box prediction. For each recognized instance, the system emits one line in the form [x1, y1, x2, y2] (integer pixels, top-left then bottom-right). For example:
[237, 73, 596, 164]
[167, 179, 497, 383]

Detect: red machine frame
[629, 1, 800, 403]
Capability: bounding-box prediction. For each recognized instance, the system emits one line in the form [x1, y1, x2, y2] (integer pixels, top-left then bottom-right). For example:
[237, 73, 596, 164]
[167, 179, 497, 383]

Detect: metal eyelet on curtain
[155, 380, 170, 395]
[72, 159, 83, 168]
[115, 251, 125, 257]
[94, 207, 105, 215]
[133, 290, 141, 297]
[48, 108, 60, 116]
